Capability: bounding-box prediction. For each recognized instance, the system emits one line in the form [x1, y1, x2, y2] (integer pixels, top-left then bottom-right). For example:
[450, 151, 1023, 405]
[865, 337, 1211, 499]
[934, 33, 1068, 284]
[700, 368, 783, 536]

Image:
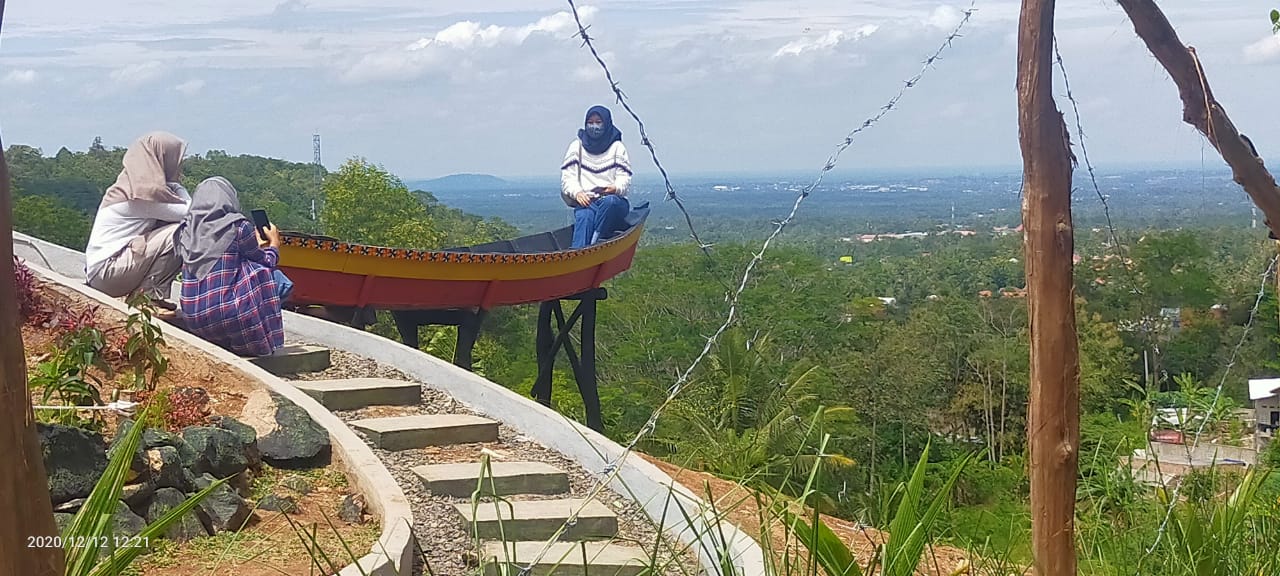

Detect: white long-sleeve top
[85, 183, 191, 278]
[560, 140, 632, 208]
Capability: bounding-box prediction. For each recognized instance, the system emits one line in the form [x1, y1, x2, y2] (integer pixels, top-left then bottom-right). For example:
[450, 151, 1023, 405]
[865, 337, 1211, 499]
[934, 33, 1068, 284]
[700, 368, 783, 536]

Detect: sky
[2, 1, 1278, 179]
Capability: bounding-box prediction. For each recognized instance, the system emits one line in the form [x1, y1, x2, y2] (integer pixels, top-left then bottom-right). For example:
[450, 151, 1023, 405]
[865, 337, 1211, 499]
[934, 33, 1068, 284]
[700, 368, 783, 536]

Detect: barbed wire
[566, 0, 714, 255]
[1052, 45, 1190, 541]
[516, 4, 977, 573]
[1053, 37, 1143, 299]
[1136, 253, 1277, 572]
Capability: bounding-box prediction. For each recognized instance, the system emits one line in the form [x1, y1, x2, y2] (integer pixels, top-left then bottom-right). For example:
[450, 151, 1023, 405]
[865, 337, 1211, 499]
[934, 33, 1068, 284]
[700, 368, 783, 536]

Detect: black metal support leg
[392, 310, 421, 350]
[577, 296, 602, 432]
[531, 289, 606, 432]
[551, 304, 584, 385]
[532, 302, 555, 406]
[453, 309, 486, 370]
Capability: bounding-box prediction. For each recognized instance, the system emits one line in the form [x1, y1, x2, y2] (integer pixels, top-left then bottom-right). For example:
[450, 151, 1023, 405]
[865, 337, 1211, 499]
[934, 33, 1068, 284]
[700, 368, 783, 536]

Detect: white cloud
[1243, 35, 1280, 64]
[175, 79, 206, 95]
[772, 25, 877, 58]
[571, 50, 614, 82]
[2, 1, 1277, 177]
[925, 5, 965, 30]
[3, 69, 37, 85]
[109, 61, 162, 86]
[411, 6, 593, 51]
[342, 46, 444, 83]
[344, 7, 594, 83]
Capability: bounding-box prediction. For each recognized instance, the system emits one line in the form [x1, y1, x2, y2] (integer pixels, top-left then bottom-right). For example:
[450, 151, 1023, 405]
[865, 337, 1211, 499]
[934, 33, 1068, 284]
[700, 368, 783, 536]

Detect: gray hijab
[176, 177, 250, 280]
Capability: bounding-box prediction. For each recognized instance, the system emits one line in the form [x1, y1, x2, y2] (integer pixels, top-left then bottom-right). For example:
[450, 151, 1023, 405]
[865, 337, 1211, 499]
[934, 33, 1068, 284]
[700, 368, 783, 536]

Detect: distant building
[1160, 307, 1182, 334]
[992, 224, 1025, 236]
[1250, 378, 1280, 445]
[999, 287, 1027, 299]
[1133, 406, 1257, 486]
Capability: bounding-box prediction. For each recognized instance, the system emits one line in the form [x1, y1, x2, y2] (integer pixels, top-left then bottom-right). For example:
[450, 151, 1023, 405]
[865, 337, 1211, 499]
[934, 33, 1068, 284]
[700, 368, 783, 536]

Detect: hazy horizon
[4, 1, 1278, 179]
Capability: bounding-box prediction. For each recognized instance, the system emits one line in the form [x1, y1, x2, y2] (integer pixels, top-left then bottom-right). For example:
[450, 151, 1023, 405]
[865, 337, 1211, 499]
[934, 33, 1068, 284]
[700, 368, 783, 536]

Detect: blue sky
[2, 1, 1278, 179]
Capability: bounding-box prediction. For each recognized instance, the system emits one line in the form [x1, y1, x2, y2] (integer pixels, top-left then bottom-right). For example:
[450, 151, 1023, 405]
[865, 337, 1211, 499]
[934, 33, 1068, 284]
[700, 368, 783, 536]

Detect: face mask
[585, 123, 605, 139]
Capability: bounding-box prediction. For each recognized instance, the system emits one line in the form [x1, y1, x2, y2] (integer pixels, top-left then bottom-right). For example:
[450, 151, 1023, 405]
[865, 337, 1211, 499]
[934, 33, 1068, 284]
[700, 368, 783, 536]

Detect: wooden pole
[1116, 0, 1280, 240]
[0, 2, 68, 572]
[1017, 0, 1080, 574]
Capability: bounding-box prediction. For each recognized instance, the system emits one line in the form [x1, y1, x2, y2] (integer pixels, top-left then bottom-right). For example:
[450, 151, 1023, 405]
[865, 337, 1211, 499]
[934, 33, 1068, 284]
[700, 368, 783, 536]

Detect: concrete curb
[283, 311, 769, 575]
[14, 234, 413, 576]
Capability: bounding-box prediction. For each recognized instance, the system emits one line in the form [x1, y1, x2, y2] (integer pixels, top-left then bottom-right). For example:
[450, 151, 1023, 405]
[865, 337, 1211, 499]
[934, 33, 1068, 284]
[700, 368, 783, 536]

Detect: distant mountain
[408, 173, 511, 192]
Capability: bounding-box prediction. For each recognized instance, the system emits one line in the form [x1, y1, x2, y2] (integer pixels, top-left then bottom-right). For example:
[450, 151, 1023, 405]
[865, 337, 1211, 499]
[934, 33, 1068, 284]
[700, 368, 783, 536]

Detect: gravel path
[290, 348, 705, 576]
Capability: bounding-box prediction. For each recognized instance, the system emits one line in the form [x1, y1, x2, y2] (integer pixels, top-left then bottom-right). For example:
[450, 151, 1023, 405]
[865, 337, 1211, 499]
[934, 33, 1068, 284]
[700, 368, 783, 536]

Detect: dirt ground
[132, 464, 381, 576]
[641, 454, 976, 576]
[23, 282, 256, 430]
[24, 282, 380, 575]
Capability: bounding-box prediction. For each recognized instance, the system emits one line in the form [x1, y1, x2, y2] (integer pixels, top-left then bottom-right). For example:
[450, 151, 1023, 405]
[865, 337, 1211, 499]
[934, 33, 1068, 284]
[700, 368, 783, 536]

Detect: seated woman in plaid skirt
[174, 177, 292, 357]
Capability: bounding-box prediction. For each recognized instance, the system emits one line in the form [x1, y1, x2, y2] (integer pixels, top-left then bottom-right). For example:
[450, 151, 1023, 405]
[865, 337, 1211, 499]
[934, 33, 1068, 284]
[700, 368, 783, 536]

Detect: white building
[1249, 378, 1280, 445]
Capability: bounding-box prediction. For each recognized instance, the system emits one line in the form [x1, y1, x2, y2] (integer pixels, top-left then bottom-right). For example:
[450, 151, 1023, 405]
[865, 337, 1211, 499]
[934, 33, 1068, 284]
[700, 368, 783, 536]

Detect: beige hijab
[100, 132, 188, 208]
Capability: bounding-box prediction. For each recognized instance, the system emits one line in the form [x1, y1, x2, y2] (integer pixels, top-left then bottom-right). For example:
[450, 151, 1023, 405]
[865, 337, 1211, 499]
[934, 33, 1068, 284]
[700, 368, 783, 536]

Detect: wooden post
[1116, 0, 1280, 240]
[0, 9, 67, 569]
[1017, 0, 1080, 574]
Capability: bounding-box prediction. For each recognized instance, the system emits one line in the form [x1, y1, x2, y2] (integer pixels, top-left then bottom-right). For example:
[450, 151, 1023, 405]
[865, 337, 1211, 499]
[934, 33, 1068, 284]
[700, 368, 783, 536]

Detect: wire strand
[1137, 253, 1277, 571]
[517, 4, 978, 573]
[566, 0, 715, 255]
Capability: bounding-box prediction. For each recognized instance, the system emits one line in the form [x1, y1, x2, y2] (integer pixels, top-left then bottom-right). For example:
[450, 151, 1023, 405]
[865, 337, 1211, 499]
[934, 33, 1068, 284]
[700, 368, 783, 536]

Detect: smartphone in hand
[250, 209, 271, 239]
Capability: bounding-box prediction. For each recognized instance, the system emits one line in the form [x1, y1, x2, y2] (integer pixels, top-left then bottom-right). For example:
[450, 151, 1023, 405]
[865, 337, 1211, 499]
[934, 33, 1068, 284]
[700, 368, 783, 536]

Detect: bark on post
[0, 130, 67, 576]
[0, 1, 67, 573]
[1116, 0, 1280, 239]
[1017, 0, 1080, 574]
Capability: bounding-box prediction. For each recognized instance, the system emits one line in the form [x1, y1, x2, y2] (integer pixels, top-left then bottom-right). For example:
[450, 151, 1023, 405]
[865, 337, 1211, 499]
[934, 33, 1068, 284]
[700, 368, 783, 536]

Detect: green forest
[11, 141, 1280, 574]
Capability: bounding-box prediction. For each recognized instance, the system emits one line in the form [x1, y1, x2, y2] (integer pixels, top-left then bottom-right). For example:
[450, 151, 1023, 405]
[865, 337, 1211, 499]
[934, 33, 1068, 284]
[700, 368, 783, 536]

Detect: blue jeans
[572, 195, 630, 248]
[272, 269, 294, 302]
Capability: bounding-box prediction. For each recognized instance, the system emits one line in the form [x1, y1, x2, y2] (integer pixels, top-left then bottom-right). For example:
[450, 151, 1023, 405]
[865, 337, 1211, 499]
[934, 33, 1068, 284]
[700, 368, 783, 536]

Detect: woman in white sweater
[85, 132, 191, 304]
[560, 105, 632, 248]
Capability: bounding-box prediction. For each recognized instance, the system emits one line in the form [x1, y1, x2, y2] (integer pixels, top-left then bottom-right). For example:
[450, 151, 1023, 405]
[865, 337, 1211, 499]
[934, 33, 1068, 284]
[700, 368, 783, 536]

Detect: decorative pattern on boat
[279, 234, 614, 264]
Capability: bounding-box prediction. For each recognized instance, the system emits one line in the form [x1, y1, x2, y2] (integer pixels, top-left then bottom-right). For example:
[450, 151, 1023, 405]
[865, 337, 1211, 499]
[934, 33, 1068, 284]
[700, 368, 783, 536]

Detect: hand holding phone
[251, 209, 270, 238]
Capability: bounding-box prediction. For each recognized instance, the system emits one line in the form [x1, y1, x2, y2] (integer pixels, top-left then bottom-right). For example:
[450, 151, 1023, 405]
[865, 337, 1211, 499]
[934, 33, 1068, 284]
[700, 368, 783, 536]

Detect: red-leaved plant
[13, 256, 50, 324]
[49, 304, 101, 334]
[138, 386, 211, 431]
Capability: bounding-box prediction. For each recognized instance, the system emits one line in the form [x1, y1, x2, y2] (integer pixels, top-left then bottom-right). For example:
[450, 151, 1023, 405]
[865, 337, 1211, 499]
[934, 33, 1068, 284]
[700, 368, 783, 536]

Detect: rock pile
[38, 392, 332, 543]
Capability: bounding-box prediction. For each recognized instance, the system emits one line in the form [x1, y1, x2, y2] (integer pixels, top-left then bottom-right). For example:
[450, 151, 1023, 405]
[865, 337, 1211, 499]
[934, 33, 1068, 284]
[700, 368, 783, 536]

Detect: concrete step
[248, 344, 331, 375]
[292, 378, 421, 411]
[414, 461, 569, 498]
[350, 414, 499, 451]
[455, 498, 617, 541]
[479, 541, 649, 576]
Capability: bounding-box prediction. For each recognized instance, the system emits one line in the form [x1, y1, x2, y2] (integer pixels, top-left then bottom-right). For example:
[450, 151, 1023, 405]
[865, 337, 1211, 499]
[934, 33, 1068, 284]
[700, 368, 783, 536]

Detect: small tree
[320, 158, 440, 249]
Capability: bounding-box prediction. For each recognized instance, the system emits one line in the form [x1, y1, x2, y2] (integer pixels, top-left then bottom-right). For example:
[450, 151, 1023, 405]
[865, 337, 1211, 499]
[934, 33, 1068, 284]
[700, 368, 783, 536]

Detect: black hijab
[577, 105, 623, 155]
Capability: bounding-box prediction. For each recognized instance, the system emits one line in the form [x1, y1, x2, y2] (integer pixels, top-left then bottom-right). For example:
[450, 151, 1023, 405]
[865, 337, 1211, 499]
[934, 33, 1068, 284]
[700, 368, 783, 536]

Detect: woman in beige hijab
[85, 132, 192, 304]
